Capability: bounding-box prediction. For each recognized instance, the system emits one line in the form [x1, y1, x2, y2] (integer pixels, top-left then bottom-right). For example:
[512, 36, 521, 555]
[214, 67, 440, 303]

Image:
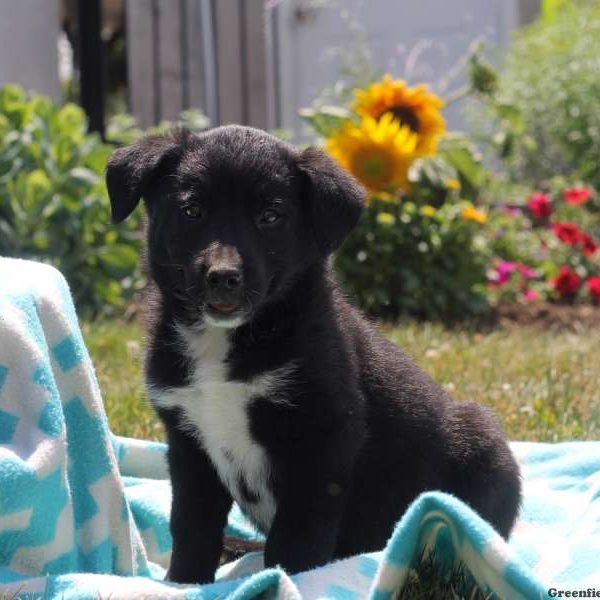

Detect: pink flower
[516, 264, 538, 279]
[489, 260, 539, 286]
[524, 289, 539, 301]
[496, 261, 517, 284]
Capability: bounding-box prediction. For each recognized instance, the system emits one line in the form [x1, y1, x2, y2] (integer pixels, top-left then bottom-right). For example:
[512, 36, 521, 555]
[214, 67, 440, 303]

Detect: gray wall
[0, 0, 61, 100]
[274, 0, 529, 139]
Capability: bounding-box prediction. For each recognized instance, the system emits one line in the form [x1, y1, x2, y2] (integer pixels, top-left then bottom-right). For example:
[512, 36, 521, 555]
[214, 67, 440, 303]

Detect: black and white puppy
[106, 126, 521, 584]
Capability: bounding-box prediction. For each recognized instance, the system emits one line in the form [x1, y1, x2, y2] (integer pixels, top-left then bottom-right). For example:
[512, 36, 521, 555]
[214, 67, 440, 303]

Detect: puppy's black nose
[206, 268, 242, 291]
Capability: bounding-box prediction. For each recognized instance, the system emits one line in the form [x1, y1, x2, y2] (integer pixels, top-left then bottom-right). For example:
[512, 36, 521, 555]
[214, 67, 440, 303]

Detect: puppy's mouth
[208, 302, 239, 315]
[203, 300, 247, 328]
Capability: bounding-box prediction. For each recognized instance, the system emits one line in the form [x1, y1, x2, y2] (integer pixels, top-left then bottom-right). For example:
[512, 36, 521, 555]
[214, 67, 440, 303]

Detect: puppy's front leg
[165, 427, 232, 584]
[264, 424, 361, 573]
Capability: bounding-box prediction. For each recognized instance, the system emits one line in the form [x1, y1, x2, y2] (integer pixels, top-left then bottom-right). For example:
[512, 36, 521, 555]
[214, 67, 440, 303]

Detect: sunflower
[326, 112, 418, 195]
[353, 75, 446, 155]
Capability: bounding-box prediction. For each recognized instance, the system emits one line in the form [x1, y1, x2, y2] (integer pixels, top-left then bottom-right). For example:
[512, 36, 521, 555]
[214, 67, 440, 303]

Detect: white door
[274, 0, 519, 140]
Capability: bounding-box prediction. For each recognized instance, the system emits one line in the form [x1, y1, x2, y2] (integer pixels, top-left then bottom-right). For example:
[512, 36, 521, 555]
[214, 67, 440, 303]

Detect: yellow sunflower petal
[353, 75, 446, 157]
[325, 114, 418, 196]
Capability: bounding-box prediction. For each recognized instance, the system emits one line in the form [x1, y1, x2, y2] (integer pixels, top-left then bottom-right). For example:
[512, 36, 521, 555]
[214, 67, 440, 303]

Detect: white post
[0, 0, 61, 100]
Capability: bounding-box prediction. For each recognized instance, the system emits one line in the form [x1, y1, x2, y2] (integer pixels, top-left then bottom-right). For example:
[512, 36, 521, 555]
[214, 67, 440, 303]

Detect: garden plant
[0, 84, 141, 317]
[302, 76, 491, 320]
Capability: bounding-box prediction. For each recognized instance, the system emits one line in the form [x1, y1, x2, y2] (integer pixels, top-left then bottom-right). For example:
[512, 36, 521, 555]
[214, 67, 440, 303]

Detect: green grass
[81, 320, 164, 441]
[84, 318, 600, 443]
[383, 322, 600, 442]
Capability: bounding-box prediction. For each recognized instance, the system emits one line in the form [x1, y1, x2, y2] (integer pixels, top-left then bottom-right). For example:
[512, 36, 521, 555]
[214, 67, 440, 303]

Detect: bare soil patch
[490, 301, 600, 332]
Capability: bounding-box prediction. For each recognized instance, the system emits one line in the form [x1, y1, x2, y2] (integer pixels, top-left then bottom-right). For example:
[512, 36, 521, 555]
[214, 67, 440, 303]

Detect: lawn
[83, 318, 600, 443]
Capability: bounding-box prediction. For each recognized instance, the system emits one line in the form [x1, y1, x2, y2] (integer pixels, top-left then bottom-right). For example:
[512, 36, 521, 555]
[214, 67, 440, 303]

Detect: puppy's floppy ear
[298, 146, 366, 255]
[106, 130, 189, 223]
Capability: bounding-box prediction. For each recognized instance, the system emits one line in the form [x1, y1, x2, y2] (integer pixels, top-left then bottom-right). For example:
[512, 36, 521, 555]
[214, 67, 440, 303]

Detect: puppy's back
[331, 289, 521, 541]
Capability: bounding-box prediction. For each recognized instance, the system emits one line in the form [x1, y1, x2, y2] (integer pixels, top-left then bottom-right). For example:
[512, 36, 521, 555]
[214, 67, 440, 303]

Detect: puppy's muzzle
[205, 267, 243, 314]
[207, 268, 242, 292]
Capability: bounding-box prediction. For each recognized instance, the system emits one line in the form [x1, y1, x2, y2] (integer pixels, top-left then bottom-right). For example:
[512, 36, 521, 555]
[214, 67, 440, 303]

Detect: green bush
[106, 109, 209, 145]
[475, 1, 600, 189]
[0, 85, 142, 318]
[335, 198, 489, 320]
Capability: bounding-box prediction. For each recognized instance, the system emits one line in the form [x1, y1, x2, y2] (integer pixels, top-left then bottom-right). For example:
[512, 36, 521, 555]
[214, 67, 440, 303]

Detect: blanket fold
[0, 257, 598, 599]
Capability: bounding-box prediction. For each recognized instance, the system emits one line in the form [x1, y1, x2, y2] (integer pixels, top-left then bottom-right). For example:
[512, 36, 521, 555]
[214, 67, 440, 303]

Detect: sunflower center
[351, 148, 394, 192]
[385, 106, 420, 133]
[364, 158, 384, 177]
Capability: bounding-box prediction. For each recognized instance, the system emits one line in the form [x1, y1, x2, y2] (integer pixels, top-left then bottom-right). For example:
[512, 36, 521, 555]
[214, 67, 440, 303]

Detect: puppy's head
[106, 125, 365, 328]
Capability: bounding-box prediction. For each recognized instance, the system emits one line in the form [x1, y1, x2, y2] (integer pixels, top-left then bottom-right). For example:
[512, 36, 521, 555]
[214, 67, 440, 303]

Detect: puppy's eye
[258, 206, 283, 227]
[261, 209, 280, 224]
[182, 204, 203, 219]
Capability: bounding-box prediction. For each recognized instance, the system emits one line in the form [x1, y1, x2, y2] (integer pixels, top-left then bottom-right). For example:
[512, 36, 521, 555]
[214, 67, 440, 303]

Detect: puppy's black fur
[106, 126, 521, 584]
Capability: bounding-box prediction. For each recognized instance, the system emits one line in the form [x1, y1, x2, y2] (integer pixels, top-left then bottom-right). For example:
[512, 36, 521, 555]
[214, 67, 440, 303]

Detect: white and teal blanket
[0, 257, 599, 599]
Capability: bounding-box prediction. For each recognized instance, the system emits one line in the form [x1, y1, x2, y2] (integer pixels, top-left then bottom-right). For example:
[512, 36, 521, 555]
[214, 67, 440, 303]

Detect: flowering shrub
[486, 183, 600, 304]
[337, 199, 488, 319]
[303, 75, 490, 320]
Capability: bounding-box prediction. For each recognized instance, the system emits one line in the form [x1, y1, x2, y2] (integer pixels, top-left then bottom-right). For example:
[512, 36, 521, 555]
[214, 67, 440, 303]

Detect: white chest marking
[150, 323, 295, 532]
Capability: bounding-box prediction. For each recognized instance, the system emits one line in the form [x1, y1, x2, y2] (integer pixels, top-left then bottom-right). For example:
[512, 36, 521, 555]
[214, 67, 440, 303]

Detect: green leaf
[469, 52, 499, 96]
[541, 0, 569, 23]
[66, 167, 100, 188]
[0, 84, 26, 122]
[99, 244, 139, 270]
[408, 157, 457, 189]
[299, 105, 352, 137]
[85, 143, 112, 173]
[438, 135, 486, 194]
[56, 103, 86, 137]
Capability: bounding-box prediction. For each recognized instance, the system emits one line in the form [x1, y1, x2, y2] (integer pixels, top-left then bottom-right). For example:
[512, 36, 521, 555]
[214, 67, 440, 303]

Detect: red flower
[564, 187, 592, 205]
[553, 222, 583, 245]
[580, 234, 599, 257]
[586, 276, 600, 301]
[527, 192, 552, 218]
[552, 266, 581, 297]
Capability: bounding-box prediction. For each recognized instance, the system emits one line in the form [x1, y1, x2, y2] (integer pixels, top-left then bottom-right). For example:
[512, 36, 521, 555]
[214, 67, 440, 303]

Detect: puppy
[106, 126, 521, 584]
